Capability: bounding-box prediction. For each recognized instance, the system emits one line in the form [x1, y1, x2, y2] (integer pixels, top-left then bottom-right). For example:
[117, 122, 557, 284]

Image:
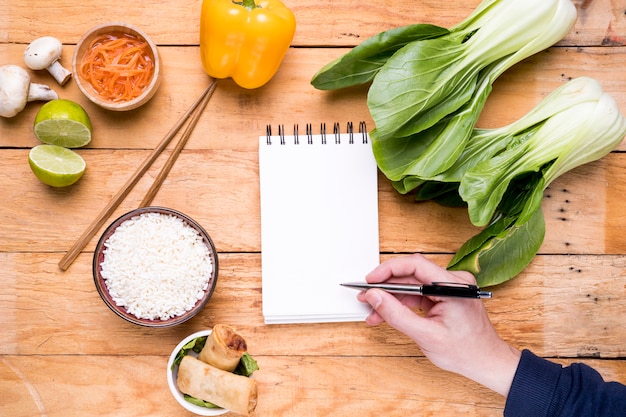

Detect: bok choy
[444, 77, 626, 286]
[311, 1, 626, 287]
[371, 0, 577, 180]
[311, 0, 577, 180]
[391, 78, 625, 287]
[460, 79, 626, 228]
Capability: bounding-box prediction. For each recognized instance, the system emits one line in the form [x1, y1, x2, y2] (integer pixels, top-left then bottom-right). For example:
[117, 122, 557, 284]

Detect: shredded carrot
[78, 32, 155, 103]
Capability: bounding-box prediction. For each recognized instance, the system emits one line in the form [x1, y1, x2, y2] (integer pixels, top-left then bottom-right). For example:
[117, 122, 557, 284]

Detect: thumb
[365, 289, 428, 335]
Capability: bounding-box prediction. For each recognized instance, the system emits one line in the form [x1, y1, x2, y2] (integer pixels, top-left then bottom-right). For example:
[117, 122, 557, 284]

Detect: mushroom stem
[28, 83, 59, 102]
[48, 61, 72, 85]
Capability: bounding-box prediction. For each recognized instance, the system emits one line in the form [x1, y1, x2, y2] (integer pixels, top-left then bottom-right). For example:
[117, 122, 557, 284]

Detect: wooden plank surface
[1, 0, 625, 416]
[2, 252, 626, 358]
[2, 45, 626, 151]
[1, 150, 626, 255]
[0, 0, 624, 46]
[3, 354, 625, 417]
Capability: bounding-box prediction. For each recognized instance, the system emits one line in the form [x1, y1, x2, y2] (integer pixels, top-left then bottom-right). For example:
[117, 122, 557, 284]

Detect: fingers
[366, 254, 477, 285]
[357, 287, 432, 312]
[363, 289, 434, 336]
[448, 269, 477, 285]
[365, 253, 428, 283]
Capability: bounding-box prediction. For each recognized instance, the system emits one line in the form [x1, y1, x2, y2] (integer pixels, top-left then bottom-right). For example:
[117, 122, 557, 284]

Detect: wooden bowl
[92, 207, 219, 327]
[72, 22, 161, 111]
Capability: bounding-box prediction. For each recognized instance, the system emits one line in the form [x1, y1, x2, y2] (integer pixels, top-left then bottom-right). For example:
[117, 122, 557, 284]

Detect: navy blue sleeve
[504, 349, 626, 416]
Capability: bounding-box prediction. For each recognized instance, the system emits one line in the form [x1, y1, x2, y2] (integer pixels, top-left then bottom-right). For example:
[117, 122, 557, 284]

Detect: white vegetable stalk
[491, 77, 605, 136]
[541, 93, 626, 185]
[484, 0, 577, 80]
[437, 77, 607, 183]
[456, 0, 576, 66]
[460, 77, 626, 226]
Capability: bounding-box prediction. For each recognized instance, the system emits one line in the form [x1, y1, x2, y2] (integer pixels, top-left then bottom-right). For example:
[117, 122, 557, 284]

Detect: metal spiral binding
[265, 124, 272, 145]
[306, 123, 313, 144]
[277, 124, 286, 145]
[333, 122, 341, 144]
[359, 121, 368, 144]
[347, 121, 354, 144]
[265, 122, 368, 145]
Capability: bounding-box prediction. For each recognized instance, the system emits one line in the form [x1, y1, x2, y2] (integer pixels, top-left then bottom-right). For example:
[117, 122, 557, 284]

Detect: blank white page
[259, 126, 379, 324]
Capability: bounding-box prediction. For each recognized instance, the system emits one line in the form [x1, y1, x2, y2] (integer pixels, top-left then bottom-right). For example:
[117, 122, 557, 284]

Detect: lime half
[29, 144, 86, 187]
[34, 99, 92, 148]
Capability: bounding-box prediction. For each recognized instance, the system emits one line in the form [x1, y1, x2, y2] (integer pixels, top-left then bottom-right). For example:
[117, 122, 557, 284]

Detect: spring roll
[177, 355, 257, 416]
[198, 324, 247, 372]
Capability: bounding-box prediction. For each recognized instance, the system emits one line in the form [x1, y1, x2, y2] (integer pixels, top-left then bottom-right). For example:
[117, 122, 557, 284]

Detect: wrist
[461, 340, 521, 396]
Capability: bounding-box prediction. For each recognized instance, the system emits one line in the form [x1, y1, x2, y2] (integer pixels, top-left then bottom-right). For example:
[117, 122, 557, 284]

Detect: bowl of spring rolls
[167, 325, 259, 416]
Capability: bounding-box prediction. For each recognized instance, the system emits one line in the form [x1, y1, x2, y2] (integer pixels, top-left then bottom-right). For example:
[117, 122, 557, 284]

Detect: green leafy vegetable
[368, 0, 577, 180]
[459, 78, 626, 227]
[235, 353, 260, 377]
[311, 24, 449, 90]
[312, 0, 578, 181]
[312, 0, 626, 287]
[172, 336, 207, 369]
[442, 77, 625, 285]
[449, 208, 546, 287]
[184, 394, 220, 409]
[448, 173, 547, 287]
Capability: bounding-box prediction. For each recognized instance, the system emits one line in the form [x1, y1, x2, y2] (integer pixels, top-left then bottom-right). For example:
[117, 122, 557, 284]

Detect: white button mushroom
[24, 36, 72, 85]
[0, 65, 58, 118]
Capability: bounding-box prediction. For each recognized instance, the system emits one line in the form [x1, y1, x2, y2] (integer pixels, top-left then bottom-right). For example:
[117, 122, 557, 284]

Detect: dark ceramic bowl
[93, 207, 218, 327]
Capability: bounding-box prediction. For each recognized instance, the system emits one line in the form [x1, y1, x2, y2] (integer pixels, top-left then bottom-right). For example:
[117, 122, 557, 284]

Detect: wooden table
[1, 1, 625, 415]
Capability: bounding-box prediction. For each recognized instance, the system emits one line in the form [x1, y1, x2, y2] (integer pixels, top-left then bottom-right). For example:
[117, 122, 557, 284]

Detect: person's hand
[357, 254, 521, 396]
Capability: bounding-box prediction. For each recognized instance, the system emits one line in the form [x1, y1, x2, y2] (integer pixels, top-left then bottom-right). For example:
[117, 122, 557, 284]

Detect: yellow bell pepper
[200, 0, 296, 89]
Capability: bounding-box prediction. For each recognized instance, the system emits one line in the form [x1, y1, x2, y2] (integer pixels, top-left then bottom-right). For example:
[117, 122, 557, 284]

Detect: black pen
[340, 281, 492, 299]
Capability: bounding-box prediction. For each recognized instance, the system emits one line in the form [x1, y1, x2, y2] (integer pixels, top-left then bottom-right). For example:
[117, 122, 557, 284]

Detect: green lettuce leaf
[311, 24, 449, 90]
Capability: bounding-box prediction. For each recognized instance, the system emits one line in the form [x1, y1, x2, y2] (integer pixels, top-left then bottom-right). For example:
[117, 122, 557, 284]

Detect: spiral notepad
[259, 122, 380, 324]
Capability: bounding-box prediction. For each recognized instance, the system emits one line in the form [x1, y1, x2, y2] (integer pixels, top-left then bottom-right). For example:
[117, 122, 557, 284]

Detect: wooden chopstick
[139, 80, 217, 207]
[58, 79, 217, 271]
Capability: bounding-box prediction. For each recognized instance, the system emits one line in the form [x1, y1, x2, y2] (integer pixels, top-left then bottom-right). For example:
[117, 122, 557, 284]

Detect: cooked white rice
[100, 212, 213, 320]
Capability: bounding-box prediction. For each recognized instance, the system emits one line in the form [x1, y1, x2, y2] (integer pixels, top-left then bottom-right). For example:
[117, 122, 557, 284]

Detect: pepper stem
[239, 0, 258, 10]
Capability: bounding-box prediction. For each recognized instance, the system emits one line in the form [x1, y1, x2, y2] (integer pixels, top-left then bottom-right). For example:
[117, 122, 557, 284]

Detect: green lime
[33, 99, 92, 148]
[29, 144, 86, 187]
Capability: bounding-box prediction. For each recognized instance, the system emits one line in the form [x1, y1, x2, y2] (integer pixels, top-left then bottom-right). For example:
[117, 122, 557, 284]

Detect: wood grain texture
[2, 0, 625, 415]
[1, 253, 625, 359]
[1, 150, 625, 254]
[0, 354, 625, 417]
[2, 45, 626, 151]
[0, 0, 624, 46]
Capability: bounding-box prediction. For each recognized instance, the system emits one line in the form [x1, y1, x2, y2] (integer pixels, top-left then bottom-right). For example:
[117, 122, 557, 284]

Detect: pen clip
[431, 282, 478, 289]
